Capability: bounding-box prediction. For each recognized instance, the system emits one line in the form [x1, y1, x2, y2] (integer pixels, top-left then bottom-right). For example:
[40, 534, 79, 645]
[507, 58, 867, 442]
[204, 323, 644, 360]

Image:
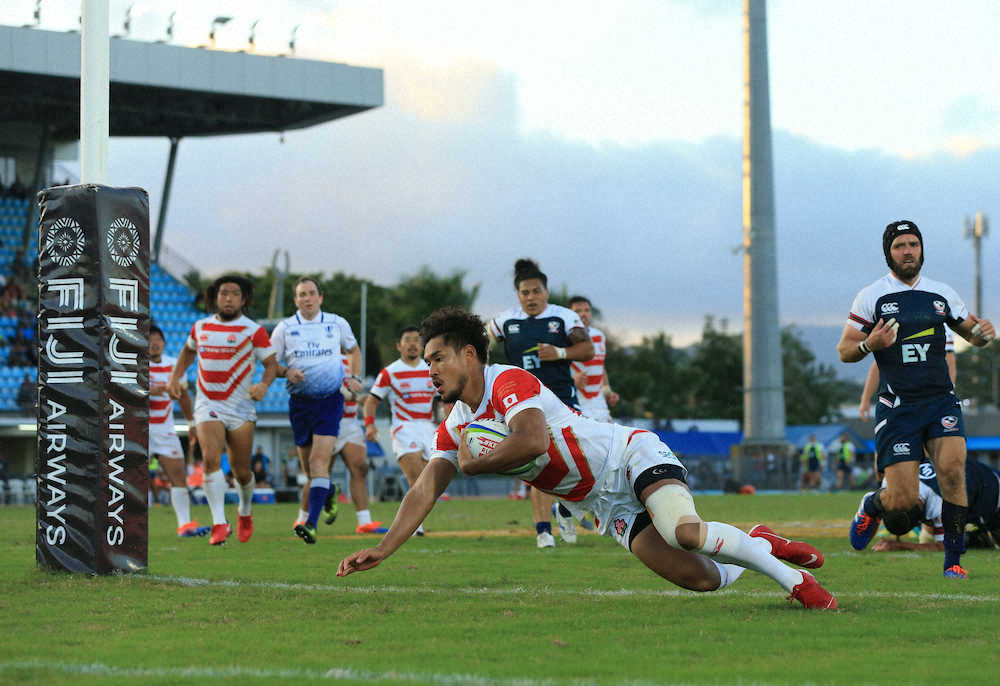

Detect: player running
[271, 277, 362, 544]
[338, 308, 836, 610]
[326, 353, 382, 534]
[488, 259, 594, 548]
[168, 275, 278, 546]
[149, 325, 208, 538]
[568, 295, 619, 423]
[364, 327, 436, 536]
[837, 220, 995, 578]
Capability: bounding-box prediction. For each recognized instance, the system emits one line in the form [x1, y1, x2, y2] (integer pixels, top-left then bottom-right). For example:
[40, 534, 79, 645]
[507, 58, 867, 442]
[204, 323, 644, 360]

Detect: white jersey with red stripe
[431, 364, 621, 502]
[370, 358, 435, 431]
[340, 355, 359, 425]
[149, 354, 178, 434]
[571, 326, 610, 420]
[185, 314, 275, 413]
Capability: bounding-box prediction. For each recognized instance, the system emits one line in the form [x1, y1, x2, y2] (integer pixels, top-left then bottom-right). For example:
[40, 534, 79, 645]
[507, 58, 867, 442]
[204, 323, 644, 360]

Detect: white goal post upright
[80, 0, 110, 184]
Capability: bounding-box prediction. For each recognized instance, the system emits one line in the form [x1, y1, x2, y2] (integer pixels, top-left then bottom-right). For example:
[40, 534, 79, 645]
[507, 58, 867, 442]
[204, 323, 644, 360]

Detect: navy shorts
[873, 392, 965, 471]
[288, 393, 345, 447]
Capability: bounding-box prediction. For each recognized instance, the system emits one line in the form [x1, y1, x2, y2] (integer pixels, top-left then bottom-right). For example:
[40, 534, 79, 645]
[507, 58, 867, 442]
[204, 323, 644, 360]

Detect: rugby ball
[464, 419, 535, 476]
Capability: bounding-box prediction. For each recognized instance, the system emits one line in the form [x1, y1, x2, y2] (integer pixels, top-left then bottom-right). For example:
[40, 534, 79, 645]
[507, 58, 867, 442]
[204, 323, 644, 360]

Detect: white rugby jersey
[370, 359, 435, 430]
[271, 311, 357, 397]
[571, 326, 609, 416]
[432, 364, 626, 502]
[149, 354, 177, 432]
[185, 314, 275, 405]
[340, 355, 359, 424]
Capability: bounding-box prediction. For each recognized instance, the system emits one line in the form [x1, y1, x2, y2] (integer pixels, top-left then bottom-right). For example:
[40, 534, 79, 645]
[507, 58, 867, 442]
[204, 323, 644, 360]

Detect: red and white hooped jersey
[341, 355, 359, 424]
[185, 314, 275, 407]
[149, 354, 177, 431]
[370, 358, 435, 431]
[431, 364, 616, 502]
[571, 325, 607, 401]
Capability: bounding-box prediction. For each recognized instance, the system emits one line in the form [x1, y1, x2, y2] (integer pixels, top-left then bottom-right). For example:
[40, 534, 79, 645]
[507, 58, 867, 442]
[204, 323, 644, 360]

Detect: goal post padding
[36, 184, 150, 574]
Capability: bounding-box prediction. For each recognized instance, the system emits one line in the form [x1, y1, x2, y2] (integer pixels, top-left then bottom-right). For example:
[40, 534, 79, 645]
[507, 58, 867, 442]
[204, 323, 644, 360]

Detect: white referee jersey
[271, 311, 357, 397]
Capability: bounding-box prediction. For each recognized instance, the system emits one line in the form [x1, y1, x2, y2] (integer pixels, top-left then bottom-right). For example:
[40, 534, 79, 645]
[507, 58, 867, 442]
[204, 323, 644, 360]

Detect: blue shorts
[289, 393, 345, 447]
[873, 392, 965, 471]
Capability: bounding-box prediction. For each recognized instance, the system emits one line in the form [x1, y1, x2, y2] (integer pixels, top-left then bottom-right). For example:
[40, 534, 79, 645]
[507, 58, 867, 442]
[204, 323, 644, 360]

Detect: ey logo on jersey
[901, 327, 934, 363]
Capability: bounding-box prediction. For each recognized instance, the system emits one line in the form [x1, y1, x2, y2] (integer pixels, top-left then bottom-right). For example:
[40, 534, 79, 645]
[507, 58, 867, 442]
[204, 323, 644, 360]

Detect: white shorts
[334, 420, 365, 455]
[575, 429, 687, 552]
[391, 420, 436, 460]
[150, 427, 183, 460]
[194, 397, 256, 432]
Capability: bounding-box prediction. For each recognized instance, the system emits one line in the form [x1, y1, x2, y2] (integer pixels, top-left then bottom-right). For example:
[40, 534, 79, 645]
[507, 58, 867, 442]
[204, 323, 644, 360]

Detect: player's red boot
[355, 521, 384, 534]
[789, 571, 837, 610]
[209, 522, 232, 546]
[749, 524, 824, 568]
[237, 515, 254, 542]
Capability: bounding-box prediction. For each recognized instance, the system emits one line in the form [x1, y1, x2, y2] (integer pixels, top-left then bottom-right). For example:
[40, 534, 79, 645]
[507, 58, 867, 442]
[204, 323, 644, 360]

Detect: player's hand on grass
[249, 383, 268, 401]
[872, 538, 904, 552]
[867, 317, 899, 351]
[337, 548, 384, 576]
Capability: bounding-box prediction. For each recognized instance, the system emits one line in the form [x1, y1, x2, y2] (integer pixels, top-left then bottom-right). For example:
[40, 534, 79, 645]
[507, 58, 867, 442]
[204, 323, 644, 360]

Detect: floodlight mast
[80, 0, 110, 184]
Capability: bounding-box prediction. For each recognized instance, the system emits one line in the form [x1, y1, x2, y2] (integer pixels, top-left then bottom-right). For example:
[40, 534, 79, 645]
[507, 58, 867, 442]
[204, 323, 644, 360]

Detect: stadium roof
[0, 24, 383, 139]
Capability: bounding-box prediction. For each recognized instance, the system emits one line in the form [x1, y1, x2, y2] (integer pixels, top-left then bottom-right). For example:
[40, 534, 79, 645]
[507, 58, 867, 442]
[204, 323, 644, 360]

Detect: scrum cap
[882, 220, 923, 270]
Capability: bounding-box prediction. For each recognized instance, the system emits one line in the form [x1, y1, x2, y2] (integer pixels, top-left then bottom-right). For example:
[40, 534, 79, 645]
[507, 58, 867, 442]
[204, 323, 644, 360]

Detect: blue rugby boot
[849, 491, 881, 550]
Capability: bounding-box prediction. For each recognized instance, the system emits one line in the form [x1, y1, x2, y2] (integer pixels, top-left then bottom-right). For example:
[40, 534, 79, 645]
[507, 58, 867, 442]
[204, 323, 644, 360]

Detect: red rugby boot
[749, 524, 824, 568]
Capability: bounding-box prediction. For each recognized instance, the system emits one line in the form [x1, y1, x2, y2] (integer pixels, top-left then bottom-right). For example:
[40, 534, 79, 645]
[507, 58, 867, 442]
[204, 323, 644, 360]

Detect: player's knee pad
[644, 484, 699, 548]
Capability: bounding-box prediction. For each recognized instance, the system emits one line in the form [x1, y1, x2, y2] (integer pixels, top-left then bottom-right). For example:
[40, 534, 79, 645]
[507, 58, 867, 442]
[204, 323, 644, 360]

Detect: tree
[686, 316, 742, 420]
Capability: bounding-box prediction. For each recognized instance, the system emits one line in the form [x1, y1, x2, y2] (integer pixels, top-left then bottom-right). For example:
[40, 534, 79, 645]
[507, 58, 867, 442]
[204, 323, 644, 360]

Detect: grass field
[2, 492, 998, 685]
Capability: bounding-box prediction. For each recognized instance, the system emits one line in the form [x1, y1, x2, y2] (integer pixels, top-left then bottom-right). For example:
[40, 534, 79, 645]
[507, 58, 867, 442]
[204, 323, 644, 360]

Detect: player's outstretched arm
[337, 458, 457, 577]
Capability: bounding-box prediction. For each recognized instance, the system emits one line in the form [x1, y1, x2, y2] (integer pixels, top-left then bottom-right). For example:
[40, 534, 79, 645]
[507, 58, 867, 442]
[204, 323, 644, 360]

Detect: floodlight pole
[153, 137, 181, 263]
[81, 0, 110, 184]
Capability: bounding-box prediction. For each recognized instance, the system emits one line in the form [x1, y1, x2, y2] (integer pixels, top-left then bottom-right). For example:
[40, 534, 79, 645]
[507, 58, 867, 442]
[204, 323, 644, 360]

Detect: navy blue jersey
[848, 273, 967, 402]
[919, 460, 1000, 529]
[488, 304, 585, 408]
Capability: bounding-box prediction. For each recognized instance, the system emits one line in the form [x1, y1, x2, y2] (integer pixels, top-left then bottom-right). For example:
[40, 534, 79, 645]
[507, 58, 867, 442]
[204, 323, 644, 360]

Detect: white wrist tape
[555, 347, 567, 360]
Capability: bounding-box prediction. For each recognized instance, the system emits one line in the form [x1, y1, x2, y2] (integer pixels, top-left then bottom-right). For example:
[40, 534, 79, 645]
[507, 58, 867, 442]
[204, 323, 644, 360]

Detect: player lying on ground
[338, 308, 837, 610]
[854, 458, 1000, 552]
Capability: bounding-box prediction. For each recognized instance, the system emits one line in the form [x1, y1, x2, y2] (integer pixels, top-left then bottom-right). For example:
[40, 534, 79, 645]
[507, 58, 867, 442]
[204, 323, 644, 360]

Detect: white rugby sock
[203, 469, 228, 525]
[170, 487, 191, 528]
[712, 561, 745, 590]
[699, 521, 803, 593]
[237, 475, 256, 517]
[298, 509, 309, 524]
[356, 509, 372, 526]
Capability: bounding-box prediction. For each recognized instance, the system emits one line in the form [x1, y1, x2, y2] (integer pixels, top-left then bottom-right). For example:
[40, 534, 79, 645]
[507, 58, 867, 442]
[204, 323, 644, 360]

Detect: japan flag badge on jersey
[503, 392, 518, 408]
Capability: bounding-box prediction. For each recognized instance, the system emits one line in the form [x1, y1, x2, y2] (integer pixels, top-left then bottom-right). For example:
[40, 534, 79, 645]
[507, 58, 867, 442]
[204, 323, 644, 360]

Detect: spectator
[17, 374, 35, 416]
[251, 454, 271, 488]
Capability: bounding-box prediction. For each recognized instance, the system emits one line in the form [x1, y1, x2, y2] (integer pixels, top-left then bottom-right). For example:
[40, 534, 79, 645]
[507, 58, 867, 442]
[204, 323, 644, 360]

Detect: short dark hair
[149, 324, 165, 341]
[419, 307, 489, 363]
[513, 258, 547, 290]
[883, 503, 924, 536]
[294, 276, 323, 296]
[567, 295, 591, 308]
[398, 325, 420, 340]
[206, 274, 253, 314]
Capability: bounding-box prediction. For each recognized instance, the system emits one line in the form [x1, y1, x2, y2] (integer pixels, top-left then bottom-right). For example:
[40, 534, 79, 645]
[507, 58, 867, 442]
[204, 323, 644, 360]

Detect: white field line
[0, 660, 687, 686]
[144, 574, 1000, 603]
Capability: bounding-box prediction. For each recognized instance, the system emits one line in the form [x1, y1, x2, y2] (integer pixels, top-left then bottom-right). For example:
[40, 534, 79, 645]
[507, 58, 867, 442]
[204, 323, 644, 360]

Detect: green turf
[1, 493, 997, 685]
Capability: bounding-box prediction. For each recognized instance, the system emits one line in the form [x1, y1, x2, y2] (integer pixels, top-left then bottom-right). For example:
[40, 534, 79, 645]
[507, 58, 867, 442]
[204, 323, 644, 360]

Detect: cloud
[107, 58, 1000, 348]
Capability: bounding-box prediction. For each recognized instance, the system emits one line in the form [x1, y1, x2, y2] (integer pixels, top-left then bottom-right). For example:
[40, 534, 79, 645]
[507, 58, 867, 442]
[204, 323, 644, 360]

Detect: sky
[2, 0, 999, 349]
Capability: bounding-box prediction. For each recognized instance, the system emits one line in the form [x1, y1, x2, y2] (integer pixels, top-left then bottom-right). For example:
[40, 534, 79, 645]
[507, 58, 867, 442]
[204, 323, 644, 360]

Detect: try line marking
[144, 574, 1000, 603]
